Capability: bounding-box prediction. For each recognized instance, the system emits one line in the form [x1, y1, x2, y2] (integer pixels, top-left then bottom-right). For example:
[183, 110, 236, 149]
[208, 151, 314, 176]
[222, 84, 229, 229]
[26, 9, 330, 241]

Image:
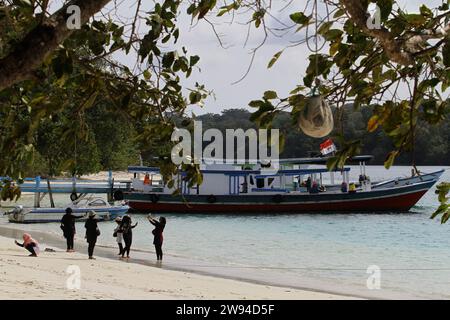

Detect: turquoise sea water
[1, 165, 450, 299]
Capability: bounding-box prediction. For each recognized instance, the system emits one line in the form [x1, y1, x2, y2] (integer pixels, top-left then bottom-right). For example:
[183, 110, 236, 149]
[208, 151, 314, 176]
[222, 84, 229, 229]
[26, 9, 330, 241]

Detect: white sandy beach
[0, 235, 357, 300]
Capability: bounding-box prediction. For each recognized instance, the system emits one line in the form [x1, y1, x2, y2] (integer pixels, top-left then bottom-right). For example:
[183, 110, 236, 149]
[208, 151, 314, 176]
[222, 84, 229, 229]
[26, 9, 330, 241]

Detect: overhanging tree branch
[340, 0, 449, 66]
[0, 0, 112, 91]
[340, 0, 414, 66]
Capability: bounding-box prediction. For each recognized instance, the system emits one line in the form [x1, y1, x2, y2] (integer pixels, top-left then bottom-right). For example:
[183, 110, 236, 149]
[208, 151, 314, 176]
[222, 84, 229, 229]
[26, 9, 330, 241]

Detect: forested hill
[26, 105, 449, 178]
[195, 107, 450, 166]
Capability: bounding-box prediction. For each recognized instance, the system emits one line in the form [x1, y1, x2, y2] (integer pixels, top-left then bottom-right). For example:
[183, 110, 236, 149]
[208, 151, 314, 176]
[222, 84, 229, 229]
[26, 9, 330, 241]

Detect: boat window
[256, 178, 265, 188]
[249, 175, 254, 185]
[268, 178, 274, 186]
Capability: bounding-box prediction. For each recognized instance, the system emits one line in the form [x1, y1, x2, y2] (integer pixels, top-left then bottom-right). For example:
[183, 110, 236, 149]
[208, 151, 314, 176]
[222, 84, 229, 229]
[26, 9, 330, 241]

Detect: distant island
[25, 105, 449, 178]
[183, 107, 450, 166]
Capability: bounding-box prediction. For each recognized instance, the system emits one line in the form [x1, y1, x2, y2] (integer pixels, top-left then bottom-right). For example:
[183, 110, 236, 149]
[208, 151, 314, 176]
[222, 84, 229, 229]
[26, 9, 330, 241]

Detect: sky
[110, 0, 446, 115]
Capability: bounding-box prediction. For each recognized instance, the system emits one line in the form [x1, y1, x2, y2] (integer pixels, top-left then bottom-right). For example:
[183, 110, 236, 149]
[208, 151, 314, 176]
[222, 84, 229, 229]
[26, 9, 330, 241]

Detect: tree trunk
[0, 0, 112, 91]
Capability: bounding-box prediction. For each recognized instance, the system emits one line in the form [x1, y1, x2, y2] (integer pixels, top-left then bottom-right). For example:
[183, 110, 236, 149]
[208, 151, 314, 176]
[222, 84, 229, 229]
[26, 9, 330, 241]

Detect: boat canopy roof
[277, 155, 373, 165]
[128, 166, 160, 173]
[128, 155, 373, 174]
[128, 165, 353, 176]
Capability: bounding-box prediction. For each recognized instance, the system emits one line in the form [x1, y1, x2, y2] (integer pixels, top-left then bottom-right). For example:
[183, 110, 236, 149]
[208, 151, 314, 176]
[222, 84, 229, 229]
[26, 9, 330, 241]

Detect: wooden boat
[5, 197, 129, 223]
[118, 156, 445, 213]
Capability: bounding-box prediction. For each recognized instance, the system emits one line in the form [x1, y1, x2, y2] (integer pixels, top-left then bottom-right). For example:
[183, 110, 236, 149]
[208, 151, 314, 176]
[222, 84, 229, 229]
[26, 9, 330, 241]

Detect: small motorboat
[4, 197, 129, 223]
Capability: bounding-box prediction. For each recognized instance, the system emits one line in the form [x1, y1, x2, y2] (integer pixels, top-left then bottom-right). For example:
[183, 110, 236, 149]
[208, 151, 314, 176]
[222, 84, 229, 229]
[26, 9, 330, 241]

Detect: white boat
[4, 197, 129, 223]
[122, 156, 445, 213]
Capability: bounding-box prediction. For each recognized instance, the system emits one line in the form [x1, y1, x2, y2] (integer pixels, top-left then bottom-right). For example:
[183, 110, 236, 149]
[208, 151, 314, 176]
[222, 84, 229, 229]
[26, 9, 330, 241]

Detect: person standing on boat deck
[147, 215, 166, 261]
[120, 215, 138, 259]
[84, 211, 100, 260]
[305, 177, 312, 192]
[113, 216, 124, 255]
[15, 233, 40, 257]
[60, 208, 85, 252]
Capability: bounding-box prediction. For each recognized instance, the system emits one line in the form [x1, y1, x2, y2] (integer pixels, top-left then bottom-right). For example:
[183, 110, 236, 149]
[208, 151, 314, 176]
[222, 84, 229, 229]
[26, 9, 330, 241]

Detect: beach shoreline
[0, 225, 361, 300]
[0, 233, 358, 300]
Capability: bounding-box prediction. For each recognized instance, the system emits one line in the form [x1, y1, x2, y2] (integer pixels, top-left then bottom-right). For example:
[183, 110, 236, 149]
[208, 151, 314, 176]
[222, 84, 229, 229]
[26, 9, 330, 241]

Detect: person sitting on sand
[120, 215, 138, 260]
[15, 233, 40, 257]
[60, 207, 85, 252]
[147, 214, 166, 261]
[113, 216, 124, 255]
[84, 211, 100, 260]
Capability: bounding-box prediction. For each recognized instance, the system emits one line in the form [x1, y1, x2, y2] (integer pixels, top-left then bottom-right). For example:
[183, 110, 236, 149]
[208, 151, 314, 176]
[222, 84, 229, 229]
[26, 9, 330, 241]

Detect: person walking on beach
[60, 208, 84, 252]
[84, 211, 100, 260]
[15, 233, 40, 257]
[113, 216, 124, 255]
[120, 215, 138, 260]
[147, 214, 166, 261]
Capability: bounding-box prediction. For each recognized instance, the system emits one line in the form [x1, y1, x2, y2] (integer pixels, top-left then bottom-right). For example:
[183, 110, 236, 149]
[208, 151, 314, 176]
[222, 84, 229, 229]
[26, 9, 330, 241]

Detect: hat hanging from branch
[297, 0, 334, 138]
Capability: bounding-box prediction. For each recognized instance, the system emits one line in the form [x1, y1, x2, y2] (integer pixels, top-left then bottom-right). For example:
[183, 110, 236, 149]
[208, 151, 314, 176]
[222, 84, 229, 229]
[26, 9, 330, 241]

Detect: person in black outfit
[120, 215, 138, 259]
[84, 211, 100, 260]
[305, 177, 312, 192]
[60, 208, 85, 252]
[147, 215, 166, 261]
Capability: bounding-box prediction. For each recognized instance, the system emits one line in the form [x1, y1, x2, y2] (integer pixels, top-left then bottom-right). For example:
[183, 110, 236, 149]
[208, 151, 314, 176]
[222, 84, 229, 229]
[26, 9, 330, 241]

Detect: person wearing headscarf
[120, 215, 138, 259]
[84, 210, 100, 260]
[113, 216, 124, 255]
[15, 233, 40, 257]
[147, 215, 166, 261]
[60, 207, 85, 252]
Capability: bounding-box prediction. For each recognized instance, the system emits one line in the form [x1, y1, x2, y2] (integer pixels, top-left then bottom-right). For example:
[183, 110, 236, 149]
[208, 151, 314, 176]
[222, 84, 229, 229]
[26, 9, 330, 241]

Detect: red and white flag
[320, 139, 336, 155]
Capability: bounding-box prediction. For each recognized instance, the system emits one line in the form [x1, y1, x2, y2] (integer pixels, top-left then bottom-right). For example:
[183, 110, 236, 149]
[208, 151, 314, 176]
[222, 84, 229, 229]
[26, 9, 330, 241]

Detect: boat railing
[0, 175, 132, 194]
[251, 188, 290, 193]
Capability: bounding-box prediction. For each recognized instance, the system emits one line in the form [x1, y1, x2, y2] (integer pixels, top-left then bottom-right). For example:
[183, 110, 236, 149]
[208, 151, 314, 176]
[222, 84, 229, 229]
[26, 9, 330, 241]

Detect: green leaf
[190, 55, 200, 66]
[378, 0, 393, 21]
[263, 90, 277, 100]
[189, 91, 202, 104]
[289, 86, 306, 95]
[419, 5, 433, 17]
[318, 21, 333, 36]
[217, 1, 240, 17]
[324, 29, 343, 41]
[288, 94, 306, 108]
[326, 156, 340, 171]
[442, 211, 450, 224]
[367, 115, 380, 132]
[248, 100, 264, 108]
[290, 12, 310, 25]
[333, 9, 345, 18]
[162, 51, 175, 68]
[303, 54, 332, 87]
[430, 203, 448, 219]
[384, 150, 399, 169]
[268, 50, 283, 69]
[403, 14, 426, 26]
[443, 39, 450, 68]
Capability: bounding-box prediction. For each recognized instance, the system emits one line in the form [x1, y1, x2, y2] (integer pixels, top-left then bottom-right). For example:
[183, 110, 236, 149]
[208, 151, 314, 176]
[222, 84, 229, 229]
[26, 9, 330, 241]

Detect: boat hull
[125, 180, 436, 214]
